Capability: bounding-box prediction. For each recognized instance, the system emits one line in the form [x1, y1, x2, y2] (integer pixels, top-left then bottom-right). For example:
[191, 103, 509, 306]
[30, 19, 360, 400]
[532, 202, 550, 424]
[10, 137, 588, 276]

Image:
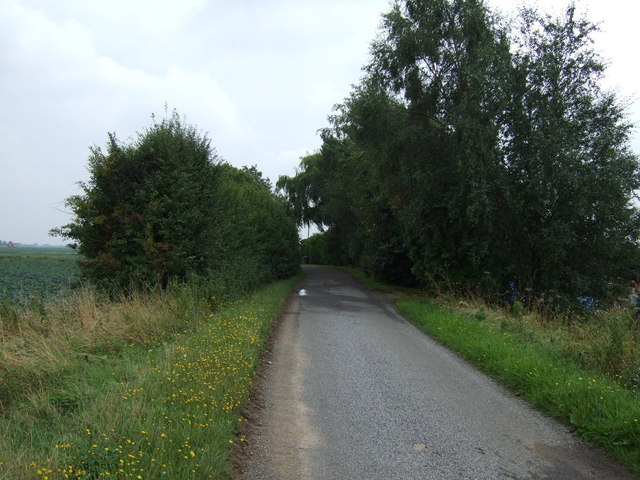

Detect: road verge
[340, 267, 640, 475]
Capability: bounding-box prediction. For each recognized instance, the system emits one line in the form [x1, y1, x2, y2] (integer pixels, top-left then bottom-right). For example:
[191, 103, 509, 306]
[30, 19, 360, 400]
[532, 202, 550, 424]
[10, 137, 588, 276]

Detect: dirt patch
[229, 294, 320, 479]
[227, 296, 290, 478]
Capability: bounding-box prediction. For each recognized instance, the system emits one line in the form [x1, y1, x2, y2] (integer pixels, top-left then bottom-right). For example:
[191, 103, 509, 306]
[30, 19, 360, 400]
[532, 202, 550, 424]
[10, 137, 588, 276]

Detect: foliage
[52, 112, 220, 288]
[301, 232, 332, 265]
[212, 164, 301, 288]
[372, 0, 513, 287]
[53, 112, 300, 291]
[278, 0, 640, 308]
[279, 88, 416, 283]
[499, 5, 640, 303]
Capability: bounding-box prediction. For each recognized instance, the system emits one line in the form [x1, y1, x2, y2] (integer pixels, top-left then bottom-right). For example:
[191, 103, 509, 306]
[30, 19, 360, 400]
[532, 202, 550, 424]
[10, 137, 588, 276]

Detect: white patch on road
[412, 443, 427, 453]
[299, 289, 307, 296]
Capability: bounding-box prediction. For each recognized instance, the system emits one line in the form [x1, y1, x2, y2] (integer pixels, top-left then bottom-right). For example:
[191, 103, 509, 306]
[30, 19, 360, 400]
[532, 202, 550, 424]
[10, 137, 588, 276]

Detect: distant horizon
[1, 239, 68, 248]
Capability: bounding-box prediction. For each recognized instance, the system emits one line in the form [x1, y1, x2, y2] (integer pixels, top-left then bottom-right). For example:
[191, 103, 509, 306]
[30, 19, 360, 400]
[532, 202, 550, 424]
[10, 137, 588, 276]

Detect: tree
[277, 145, 363, 267]
[53, 112, 219, 288]
[279, 0, 640, 306]
[367, 0, 512, 287]
[53, 112, 301, 291]
[500, 5, 640, 303]
[327, 81, 420, 284]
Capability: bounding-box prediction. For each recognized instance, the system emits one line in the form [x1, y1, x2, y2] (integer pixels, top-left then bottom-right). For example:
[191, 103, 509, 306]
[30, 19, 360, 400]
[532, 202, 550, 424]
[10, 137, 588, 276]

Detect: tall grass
[441, 298, 640, 391]
[0, 284, 194, 414]
[0, 274, 301, 479]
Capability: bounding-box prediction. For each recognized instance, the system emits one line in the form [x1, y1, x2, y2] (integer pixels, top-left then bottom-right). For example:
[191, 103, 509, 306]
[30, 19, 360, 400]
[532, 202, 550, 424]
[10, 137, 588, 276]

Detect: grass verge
[396, 299, 640, 472]
[0, 274, 302, 479]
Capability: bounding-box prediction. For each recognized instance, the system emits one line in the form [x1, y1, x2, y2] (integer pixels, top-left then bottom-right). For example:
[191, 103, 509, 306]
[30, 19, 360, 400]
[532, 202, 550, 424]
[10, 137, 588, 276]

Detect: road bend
[234, 266, 637, 480]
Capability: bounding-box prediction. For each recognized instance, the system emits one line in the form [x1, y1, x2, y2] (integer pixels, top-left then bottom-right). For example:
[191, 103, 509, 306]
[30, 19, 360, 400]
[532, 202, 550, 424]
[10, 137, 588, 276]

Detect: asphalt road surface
[233, 266, 637, 480]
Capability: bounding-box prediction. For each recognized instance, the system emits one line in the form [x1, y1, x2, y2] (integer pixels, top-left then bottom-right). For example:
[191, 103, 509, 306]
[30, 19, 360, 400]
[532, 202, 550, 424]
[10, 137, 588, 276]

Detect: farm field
[0, 246, 80, 301]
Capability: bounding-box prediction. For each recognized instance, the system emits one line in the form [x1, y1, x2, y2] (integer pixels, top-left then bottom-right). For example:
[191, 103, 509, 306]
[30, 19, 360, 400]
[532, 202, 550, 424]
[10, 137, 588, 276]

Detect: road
[232, 266, 637, 480]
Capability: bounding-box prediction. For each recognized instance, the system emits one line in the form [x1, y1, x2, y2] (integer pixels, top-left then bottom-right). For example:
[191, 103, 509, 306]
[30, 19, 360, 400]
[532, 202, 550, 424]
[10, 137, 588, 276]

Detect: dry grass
[433, 295, 640, 389]
[0, 285, 198, 413]
[0, 275, 302, 479]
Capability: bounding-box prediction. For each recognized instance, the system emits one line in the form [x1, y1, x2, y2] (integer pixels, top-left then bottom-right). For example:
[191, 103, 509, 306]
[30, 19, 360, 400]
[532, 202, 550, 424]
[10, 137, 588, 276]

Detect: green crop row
[0, 248, 80, 302]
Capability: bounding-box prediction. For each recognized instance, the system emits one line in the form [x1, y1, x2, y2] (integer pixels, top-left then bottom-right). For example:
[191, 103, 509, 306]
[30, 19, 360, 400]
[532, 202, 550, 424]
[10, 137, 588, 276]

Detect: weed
[605, 315, 628, 375]
[473, 307, 487, 322]
[0, 293, 20, 328]
[621, 359, 640, 390]
[510, 300, 524, 319]
[48, 390, 80, 415]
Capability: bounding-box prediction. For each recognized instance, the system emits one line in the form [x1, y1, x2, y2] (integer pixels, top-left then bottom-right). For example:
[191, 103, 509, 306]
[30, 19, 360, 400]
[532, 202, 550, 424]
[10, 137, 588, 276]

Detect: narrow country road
[233, 266, 637, 480]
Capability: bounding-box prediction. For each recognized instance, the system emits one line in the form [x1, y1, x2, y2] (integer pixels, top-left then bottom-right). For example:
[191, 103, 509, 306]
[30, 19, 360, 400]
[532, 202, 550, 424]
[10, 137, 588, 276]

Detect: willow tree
[500, 5, 640, 302]
[367, 0, 513, 287]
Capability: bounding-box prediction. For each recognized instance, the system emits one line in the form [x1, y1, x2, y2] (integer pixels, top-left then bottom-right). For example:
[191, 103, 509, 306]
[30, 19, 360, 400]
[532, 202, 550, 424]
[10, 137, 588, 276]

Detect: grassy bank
[0, 275, 301, 479]
[342, 267, 640, 474]
[397, 300, 640, 472]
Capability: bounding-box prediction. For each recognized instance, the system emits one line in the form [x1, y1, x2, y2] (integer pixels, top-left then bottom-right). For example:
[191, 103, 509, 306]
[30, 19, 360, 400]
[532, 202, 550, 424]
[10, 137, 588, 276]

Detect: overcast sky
[1, 0, 639, 245]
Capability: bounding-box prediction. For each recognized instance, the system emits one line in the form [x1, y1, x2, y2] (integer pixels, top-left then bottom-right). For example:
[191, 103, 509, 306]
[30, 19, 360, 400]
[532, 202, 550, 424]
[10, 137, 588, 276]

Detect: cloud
[0, 0, 250, 243]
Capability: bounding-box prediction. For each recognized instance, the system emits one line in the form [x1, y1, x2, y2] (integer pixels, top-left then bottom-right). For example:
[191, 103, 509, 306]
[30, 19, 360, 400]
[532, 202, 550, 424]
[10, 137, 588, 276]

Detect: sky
[1, 0, 639, 245]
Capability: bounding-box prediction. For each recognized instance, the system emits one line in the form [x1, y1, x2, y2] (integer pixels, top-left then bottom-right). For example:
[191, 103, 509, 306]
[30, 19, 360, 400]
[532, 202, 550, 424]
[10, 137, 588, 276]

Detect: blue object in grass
[577, 296, 599, 313]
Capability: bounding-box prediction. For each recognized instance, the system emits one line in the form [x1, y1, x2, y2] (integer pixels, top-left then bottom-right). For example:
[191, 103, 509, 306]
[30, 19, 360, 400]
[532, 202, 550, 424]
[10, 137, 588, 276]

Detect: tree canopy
[279, 0, 640, 308]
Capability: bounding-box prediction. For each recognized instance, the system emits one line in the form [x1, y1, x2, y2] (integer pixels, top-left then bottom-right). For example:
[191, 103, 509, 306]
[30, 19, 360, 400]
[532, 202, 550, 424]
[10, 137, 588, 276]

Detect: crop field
[0, 246, 80, 301]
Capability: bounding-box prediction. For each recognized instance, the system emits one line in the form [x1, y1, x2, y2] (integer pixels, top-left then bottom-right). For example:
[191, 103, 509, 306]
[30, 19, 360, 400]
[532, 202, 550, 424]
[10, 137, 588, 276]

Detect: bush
[52, 113, 300, 291]
[301, 232, 331, 265]
[52, 112, 220, 289]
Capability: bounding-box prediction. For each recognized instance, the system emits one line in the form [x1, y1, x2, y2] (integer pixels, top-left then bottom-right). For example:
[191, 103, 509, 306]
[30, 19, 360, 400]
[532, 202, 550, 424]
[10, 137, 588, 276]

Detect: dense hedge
[53, 112, 300, 291]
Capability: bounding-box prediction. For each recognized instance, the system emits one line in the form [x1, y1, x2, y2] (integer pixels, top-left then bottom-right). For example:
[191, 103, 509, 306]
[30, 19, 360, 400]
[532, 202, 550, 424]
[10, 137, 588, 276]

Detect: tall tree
[368, 0, 512, 287]
[278, 141, 364, 267]
[278, 0, 640, 305]
[328, 80, 420, 283]
[501, 5, 640, 302]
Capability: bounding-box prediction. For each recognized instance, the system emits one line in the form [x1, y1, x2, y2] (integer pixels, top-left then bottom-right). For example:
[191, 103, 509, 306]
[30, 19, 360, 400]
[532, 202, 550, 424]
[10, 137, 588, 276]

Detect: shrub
[52, 112, 300, 291]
